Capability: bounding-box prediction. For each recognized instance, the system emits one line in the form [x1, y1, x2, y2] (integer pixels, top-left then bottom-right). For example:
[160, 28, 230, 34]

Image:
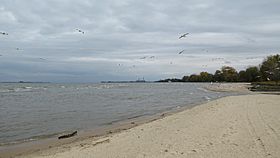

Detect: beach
[2, 0, 280, 157]
[14, 91, 280, 158]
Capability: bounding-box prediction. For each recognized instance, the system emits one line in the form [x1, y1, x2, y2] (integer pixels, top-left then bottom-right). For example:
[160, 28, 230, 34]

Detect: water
[0, 83, 239, 146]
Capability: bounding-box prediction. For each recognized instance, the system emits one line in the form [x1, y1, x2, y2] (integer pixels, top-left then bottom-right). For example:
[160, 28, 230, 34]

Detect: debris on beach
[58, 131, 78, 139]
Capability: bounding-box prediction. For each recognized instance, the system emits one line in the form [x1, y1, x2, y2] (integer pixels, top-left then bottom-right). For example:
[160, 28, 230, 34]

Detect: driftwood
[58, 131, 77, 139]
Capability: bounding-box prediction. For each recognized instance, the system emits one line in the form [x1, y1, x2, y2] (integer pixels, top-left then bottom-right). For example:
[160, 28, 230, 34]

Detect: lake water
[0, 83, 239, 146]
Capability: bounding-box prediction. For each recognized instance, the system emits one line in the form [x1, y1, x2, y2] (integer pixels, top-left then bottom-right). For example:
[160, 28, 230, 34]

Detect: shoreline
[0, 83, 251, 158]
[0, 96, 216, 158]
[203, 82, 252, 93]
[17, 93, 280, 158]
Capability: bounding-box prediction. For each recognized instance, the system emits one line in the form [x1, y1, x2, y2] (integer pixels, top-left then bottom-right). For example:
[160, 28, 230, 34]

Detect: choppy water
[0, 83, 239, 146]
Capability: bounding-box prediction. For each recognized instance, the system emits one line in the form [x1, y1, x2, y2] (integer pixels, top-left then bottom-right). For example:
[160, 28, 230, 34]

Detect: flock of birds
[0, 29, 85, 60]
[133, 33, 190, 66]
[178, 33, 189, 54]
[1, 29, 272, 78]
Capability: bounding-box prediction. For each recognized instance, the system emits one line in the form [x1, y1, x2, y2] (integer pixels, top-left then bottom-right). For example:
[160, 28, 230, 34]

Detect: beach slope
[20, 94, 280, 158]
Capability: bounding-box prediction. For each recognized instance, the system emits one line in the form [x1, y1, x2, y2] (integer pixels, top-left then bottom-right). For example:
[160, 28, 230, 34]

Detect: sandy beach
[204, 82, 252, 93]
[14, 92, 279, 158]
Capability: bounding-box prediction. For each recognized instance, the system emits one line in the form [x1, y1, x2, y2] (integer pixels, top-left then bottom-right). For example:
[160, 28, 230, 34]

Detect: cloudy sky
[0, 0, 280, 82]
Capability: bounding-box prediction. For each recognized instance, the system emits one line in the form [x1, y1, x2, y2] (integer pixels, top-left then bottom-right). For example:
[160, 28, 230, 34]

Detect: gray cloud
[0, 0, 280, 82]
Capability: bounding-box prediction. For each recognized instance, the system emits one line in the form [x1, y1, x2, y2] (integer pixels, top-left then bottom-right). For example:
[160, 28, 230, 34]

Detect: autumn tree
[221, 66, 238, 82]
[260, 54, 280, 84]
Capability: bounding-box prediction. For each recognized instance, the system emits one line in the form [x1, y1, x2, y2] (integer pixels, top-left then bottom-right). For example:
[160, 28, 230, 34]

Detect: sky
[0, 0, 280, 82]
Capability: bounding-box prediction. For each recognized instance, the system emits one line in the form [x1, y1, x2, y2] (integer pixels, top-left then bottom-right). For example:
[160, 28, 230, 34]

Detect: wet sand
[13, 85, 280, 158]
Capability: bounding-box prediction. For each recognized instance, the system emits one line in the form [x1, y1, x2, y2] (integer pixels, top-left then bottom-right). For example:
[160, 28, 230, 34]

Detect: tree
[182, 76, 189, 82]
[214, 70, 224, 82]
[199, 72, 213, 82]
[245, 66, 261, 82]
[260, 54, 280, 84]
[188, 74, 200, 82]
[238, 70, 247, 82]
[221, 66, 238, 82]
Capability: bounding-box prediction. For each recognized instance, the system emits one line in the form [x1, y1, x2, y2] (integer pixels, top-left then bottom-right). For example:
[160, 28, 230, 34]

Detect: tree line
[158, 54, 280, 83]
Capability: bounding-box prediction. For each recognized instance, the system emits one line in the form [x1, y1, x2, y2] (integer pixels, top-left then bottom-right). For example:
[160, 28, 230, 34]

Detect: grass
[250, 81, 280, 91]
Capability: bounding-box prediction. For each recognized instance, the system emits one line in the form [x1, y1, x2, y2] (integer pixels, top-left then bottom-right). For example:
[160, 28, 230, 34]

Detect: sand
[204, 82, 252, 93]
[16, 93, 280, 158]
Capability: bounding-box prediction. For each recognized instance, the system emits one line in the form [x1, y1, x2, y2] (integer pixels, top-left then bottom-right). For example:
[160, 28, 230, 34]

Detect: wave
[197, 87, 209, 92]
[203, 96, 211, 101]
[0, 86, 47, 93]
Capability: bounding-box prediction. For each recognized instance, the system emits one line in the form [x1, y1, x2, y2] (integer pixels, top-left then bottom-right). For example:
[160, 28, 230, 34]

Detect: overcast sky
[0, 0, 280, 82]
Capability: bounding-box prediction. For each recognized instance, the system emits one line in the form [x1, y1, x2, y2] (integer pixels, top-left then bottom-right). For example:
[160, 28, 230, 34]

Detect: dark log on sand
[58, 131, 77, 139]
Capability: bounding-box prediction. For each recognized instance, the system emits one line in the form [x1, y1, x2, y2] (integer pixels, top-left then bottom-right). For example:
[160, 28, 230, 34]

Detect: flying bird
[202, 49, 209, 52]
[0, 32, 8, 35]
[245, 37, 256, 43]
[212, 57, 224, 61]
[179, 33, 189, 39]
[150, 56, 155, 59]
[178, 50, 185, 54]
[76, 29, 85, 34]
[39, 58, 47, 60]
[140, 56, 147, 59]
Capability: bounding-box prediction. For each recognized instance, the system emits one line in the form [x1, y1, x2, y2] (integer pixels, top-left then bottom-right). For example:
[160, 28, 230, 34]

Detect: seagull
[140, 56, 147, 59]
[202, 65, 207, 68]
[76, 29, 85, 34]
[0, 32, 8, 35]
[39, 58, 47, 60]
[202, 49, 209, 52]
[179, 33, 189, 39]
[178, 50, 185, 54]
[212, 57, 224, 61]
[150, 56, 155, 58]
[246, 38, 256, 43]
